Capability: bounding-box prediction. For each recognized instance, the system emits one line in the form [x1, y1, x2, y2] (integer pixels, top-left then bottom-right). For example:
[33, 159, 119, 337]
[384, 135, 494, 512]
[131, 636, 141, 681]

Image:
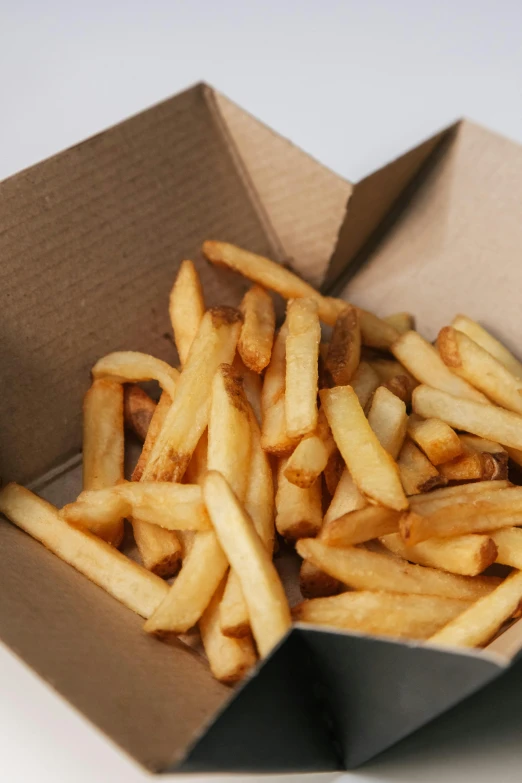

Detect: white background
[2, 1, 522, 781]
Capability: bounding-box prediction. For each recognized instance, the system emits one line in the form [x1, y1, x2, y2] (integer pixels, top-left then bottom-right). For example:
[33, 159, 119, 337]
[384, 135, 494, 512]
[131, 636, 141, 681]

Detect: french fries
[408, 480, 511, 509]
[276, 458, 323, 539]
[238, 285, 276, 373]
[323, 469, 366, 526]
[459, 435, 508, 480]
[123, 385, 156, 441]
[261, 396, 300, 455]
[452, 314, 522, 379]
[490, 528, 522, 570]
[413, 385, 522, 451]
[169, 259, 205, 365]
[321, 386, 407, 510]
[92, 351, 180, 400]
[321, 506, 401, 547]
[407, 414, 462, 465]
[428, 570, 522, 648]
[285, 298, 320, 438]
[284, 410, 334, 489]
[82, 379, 124, 546]
[293, 591, 469, 640]
[143, 307, 242, 481]
[438, 326, 522, 415]
[358, 309, 399, 350]
[369, 359, 417, 404]
[438, 445, 487, 483]
[0, 484, 168, 617]
[203, 472, 291, 657]
[296, 538, 500, 600]
[384, 312, 415, 334]
[325, 304, 361, 386]
[260, 321, 299, 453]
[381, 532, 497, 577]
[367, 386, 408, 460]
[349, 362, 381, 410]
[391, 331, 489, 403]
[299, 560, 341, 599]
[131, 392, 171, 481]
[233, 355, 263, 425]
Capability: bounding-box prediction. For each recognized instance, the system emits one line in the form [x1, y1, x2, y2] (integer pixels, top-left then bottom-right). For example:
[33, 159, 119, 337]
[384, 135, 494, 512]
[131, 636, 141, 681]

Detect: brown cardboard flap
[326, 122, 458, 291]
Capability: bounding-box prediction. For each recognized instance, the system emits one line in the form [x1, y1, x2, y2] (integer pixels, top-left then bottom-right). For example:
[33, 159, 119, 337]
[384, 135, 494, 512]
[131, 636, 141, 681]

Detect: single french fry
[123, 385, 156, 442]
[384, 312, 415, 334]
[203, 471, 291, 657]
[392, 331, 489, 403]
[293, 591, 470, 640]
[276, 458, 323, 539]
[199, 579, 256, 684]
[0, 485, 168, 618]
[233, 355, 263, 425]
[82, 379, 124, 546]
[296, 538, 500, 600]
[381, 532, 497, 577]
[285, 298, 320, 438]
[438, 444, 487, 482]
[428, 569, 522, 648]
[62, 483, 210, 533]
[413, 385, 522, 451]
[322, 506, 401, 547]
[202, 240, 346, 326]
[438, 326, 522, 415]
[491, 528, 522, 569]
[299, 560, 341, 599]
[409, 480, 511, 509]
[92, 351, 180, 400]
[143, 307, 242, 482]
[132, 392, 172, 481]
[358, 309, 400, 350]
[452, 314, 522, 379]
[400, 487, 522, 544]
[325, 304, 361, 386]
[261, 396, 300, 454]
[407, 414, 462, 465]
[321, 386, 408, 510]
[284, 435, 328, 489]
[169, 259, 205, 365]
[367, 386, 408, 459]
[350, 362, 381, 411]
[323, 469, 366, 526]
[144, 531, 229, 636]
[238, 285, 276, 373]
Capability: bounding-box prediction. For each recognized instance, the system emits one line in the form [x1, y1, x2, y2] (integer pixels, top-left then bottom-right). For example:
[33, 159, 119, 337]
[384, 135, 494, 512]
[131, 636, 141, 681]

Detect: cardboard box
[1, 82, 522, 773]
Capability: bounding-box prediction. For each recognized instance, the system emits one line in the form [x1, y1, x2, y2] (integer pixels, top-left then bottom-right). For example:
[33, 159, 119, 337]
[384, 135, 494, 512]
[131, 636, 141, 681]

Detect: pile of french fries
[3, 243, 522, 684]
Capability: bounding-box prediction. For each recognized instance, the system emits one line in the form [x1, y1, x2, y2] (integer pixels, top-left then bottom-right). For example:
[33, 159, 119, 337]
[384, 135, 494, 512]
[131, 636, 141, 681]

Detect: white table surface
[2, 1, 522, 780]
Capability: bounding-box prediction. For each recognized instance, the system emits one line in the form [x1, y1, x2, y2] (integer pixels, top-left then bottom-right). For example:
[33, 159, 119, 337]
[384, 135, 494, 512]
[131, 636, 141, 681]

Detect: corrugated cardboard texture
[213, 91, 352, 288]
[0, 84, 280, 486]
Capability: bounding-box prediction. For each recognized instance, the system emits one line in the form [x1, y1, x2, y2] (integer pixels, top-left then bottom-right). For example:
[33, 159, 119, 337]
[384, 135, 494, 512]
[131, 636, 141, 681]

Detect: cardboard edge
[324, 119, 462, 294]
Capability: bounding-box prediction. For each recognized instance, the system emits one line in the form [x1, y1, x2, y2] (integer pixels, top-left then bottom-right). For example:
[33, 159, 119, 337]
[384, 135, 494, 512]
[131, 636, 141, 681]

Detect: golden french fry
[261, 396, 300, 454]
[233, 355, 263, 425]
[400, 487, 522, 544]
[358, 309, 400, 350]
[323, 468, 366, 526]
[428, 569, 522, 648]
[0, 484, 168, 617]
[491, 528, 522, 569]
[438, 444, 487, 483]
[199, 578, 256, 684]
[123, 384, 156, 442]
[367, 386, 408, 459]
[169, 259, 205, 366]
[383, 312, 415, 334]
[438, 326, 522, 415]
[143, 307, 242, 482]
[412, 385, 522, 451]
[144, 530, 229, 636]
[392, 331, 489, 403]
[299, 560, 341, 599]
[276, 457, 323, 539]
[132, 391, 171, 481]
[349, 362, 381, 411]
[285, 298, 320, 438]
[322, 506, 401, 547]
[284, 435, 328, 489]
[203, 471, 291, 657]
[238, 285, 276, 373]
[381, 532, 497, 577]
[296, 538, 500, 600]
[408, 480, 511, 512]
[293, 591, 470, 640]
[202, 240, 346, 326]
[452, 314, 522, 379]
[321, 386, 408, 510]
[92, 351, 180, 400]
[62, 483, 210, 532]
[407, 414, 462, 465]
[325, 304, 361, 386]
[82, 379, 124, 546]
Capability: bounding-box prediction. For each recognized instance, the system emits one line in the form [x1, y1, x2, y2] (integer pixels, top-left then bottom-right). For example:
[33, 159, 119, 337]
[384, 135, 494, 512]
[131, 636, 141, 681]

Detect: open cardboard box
[2, 83, 522, 774]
